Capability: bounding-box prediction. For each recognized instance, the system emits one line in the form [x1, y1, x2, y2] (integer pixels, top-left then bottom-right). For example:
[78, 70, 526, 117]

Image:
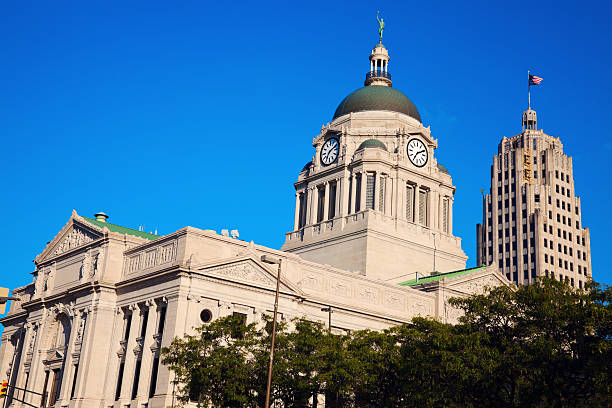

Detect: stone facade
[476, 109, 592, 287]
[0, 40, 508, 408]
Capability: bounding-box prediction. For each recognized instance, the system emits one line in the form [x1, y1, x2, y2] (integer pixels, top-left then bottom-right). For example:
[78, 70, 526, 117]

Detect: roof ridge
[81, 216, 158, 241]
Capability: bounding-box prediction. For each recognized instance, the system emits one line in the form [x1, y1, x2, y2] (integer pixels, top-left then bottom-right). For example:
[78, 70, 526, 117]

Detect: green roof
[333, 85, 421, 122]
[357, 139, 388, 151]
[398, 265, 486, 287]
[82, 216, 159, 241]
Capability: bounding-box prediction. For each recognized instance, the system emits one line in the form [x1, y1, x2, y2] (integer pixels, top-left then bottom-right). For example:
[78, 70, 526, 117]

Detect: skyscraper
[477, 108, 592, 287]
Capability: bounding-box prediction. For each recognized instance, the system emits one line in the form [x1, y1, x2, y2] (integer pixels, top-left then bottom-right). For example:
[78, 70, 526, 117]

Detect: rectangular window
[366, 173, 375, 210]
[329, 182, 337, 219]
[442, 197, 449, 233]
[378, 177, 385, 212]
[418, 189, 428, 226]
[48, 370, 61, 407]
[406, 184, 414, 221]
[298, 192, 306, 228]
[316, 186, 325, 223]
[355, 174, 362, 212]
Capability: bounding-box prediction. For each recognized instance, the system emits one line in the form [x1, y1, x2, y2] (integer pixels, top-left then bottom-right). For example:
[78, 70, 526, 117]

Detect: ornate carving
[358, 286, 379, 304]
[330, 280, 351, 298]
[384, 291, 404, 310]
[92, 247, 104, 277]
[81, 250, 93, 279]
[54, 227, 97, 255]
[206, 262, 275, 286]
[299, 273, 322, 289]
[124, 239, 177, 274]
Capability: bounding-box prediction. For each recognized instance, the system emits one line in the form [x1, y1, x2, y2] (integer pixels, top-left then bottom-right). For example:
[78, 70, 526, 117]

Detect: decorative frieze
[124, 239, 178, 274]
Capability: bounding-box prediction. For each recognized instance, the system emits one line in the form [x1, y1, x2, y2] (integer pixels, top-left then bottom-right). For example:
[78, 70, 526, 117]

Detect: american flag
[529, 74, 543, 85]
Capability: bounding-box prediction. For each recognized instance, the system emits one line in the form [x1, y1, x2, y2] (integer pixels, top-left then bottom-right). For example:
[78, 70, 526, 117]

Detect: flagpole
[528, 70, 531, 110]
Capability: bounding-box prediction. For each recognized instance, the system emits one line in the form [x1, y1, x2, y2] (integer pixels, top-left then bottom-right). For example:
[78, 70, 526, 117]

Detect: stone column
[293, 192, 301, 230]
[311, 186, 319, 224]
[335, 178, 342, 218]
[119, 305, 141, 401]
[385, 176, 392, 215]
[360, 173, 367, 212]
[305, 187, 314, 226]
[414, 185, 421, 224]
[449, 197, 454, 235]
[136, 300, 157, 401]
[323, 182, 330, 221]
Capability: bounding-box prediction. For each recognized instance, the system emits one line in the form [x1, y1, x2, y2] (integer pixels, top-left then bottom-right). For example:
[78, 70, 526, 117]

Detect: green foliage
[161, 278, 611, 407]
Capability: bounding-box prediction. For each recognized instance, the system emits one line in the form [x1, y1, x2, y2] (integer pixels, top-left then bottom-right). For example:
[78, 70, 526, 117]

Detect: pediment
[35, 210, 104, 264]
[446, 266, 509, 295]
[198, 258, 302, 295]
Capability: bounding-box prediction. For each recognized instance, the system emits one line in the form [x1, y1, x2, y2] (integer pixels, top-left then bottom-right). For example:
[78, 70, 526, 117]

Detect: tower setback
[477, 109, 592, 287]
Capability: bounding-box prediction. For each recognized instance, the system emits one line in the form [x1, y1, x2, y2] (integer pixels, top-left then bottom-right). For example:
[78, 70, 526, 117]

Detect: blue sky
[1, 0, 611, 308]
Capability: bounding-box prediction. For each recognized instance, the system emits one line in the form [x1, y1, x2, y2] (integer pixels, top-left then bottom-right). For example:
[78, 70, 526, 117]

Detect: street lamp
[261, 254, 282, 408]
[320, 306, 333, 332]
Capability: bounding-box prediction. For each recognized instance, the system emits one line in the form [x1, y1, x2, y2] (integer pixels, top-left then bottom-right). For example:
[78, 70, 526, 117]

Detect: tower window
[316, 185, 325, 223]
[442, 197, 449, 233]
[298, 192, 306, 228]
[418, 189, 429, 226]
[355, 174, 362, 212]
[406, 184, 414, 222]
[366, 173, 375, 210]
[329, 182, 337, 219]
[378, 177, 385, 213]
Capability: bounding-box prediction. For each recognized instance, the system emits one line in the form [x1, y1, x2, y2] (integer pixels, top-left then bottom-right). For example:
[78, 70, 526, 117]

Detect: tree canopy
[161, 278, 611, 407]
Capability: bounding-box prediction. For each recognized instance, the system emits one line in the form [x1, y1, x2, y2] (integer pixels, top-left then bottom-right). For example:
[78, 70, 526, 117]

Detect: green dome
[333, 86, 421, 122]
[357, 139, 387, 151]
[437, 163, 449, 174]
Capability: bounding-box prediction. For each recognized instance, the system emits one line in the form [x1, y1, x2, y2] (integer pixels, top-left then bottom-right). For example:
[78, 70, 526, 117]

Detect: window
[298, 192, 306, 228]
[561, 173, 565, 181]
[418, 189, 428, 226]
[555, 170, 559, 179]
[366, 173, 375, 210]
[442, 197, 449, 233]
[545, 254, 548, 263]
[378, 177, 385, 212]
[317, 186, 325, 222]
[558, 243, 561, 252]
[355, 174, 362, 212]
[406, 184, 414, 221]
[200, 309, 212, 323]
[329, 182, 337, 219]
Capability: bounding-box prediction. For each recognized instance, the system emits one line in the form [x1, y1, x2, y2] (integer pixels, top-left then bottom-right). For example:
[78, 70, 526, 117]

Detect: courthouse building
[0, 39, 506, 408]
[476, 108, 592, 287]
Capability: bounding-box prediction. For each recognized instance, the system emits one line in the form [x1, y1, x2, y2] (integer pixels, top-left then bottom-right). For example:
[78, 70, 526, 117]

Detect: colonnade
[293, 171, 454, 235]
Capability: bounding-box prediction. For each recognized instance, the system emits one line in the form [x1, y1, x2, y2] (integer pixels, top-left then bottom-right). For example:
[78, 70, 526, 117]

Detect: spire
[366, 12, 391, 87]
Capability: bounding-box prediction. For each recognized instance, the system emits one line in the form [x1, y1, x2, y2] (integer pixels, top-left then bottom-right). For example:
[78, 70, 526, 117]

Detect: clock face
[407, 138, 428, 167]
[320, 138, 339, 166]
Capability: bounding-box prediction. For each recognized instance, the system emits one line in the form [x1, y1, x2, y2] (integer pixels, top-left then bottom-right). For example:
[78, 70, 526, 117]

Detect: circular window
[200, 309, 213, 323]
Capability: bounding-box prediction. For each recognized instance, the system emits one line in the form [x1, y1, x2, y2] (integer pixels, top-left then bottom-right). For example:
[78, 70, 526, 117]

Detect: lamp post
[261, 254, 282, 408]
[320, 307, 333, 332]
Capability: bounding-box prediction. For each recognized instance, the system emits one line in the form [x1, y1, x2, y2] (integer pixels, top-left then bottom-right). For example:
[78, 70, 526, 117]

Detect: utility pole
[261, 255, 283, 408]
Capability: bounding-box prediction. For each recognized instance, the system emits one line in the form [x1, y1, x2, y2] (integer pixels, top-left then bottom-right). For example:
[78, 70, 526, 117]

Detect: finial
[377, 11, 384, 43]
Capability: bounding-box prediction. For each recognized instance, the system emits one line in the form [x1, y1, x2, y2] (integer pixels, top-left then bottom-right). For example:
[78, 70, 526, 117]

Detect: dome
[437, 163, 449, 174]
[357, 139, 387, 151]
[333, 85, 421, 122]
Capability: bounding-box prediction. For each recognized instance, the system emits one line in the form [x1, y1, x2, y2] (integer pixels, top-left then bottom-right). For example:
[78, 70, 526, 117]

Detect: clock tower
[282, 41, 467, 282]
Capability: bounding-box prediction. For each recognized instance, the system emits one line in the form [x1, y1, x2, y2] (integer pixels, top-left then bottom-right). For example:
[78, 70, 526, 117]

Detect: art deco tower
[282, 41, 467, 281]
[476, 108, 592, 287]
